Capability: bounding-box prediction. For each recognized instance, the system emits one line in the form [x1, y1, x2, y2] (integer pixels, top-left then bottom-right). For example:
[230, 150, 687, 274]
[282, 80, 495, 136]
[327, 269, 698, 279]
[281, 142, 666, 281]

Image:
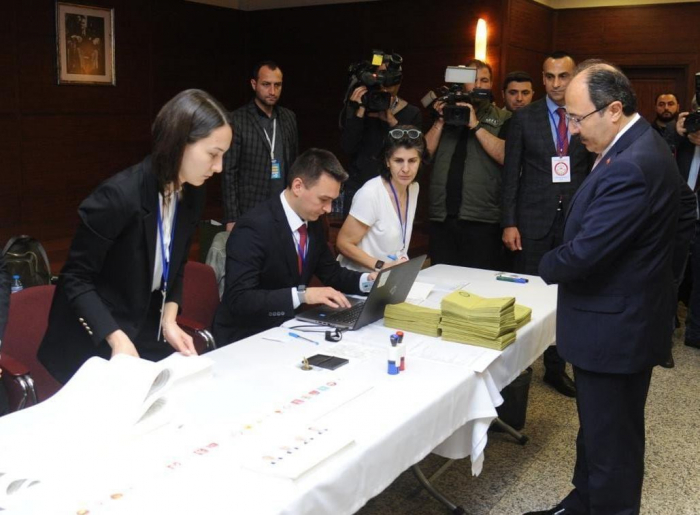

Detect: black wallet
[306, 354, 349, 370]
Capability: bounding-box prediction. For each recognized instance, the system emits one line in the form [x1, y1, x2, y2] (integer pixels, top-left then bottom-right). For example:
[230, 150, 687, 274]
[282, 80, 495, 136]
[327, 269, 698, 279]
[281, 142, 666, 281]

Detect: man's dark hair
[502, 71, 533, 92]
[287, 148, 348, 187]
[151, 89, 230, 194]
[466, 59, 492, 81]
[252, 60, 280, 81]
[576, 59, 638, 116]
[547, 50, 574, 62]
[654, 92, 678, 105]
[379, 125, 426, 183]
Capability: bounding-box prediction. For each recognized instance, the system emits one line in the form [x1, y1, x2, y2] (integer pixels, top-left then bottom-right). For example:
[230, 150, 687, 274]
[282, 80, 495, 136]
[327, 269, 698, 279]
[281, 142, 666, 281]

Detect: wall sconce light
[475, 18, 487, 61]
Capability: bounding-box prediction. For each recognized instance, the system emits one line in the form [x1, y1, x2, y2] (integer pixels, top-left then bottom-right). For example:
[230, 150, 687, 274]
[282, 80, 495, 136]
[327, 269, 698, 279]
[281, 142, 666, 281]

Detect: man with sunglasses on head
[501, 51, 594, 397]
[341, 53, 422, 214]
[425, 58, 511, 271]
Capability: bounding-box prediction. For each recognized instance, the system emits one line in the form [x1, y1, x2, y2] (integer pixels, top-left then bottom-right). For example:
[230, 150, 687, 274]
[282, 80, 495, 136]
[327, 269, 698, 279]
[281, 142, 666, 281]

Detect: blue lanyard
[388, 181, 409, 249]
[548, 108, 568, 156]
[157, 195, 179, 294]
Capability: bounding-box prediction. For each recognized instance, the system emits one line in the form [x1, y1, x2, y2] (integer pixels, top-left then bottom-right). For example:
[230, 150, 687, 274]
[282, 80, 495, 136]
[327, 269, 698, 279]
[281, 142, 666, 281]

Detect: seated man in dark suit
[213, 148, 374, 345]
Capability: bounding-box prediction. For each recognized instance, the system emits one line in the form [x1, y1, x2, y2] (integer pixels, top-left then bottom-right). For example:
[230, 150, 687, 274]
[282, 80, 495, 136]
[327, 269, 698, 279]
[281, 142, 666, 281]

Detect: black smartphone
[306, 354, 349, 370]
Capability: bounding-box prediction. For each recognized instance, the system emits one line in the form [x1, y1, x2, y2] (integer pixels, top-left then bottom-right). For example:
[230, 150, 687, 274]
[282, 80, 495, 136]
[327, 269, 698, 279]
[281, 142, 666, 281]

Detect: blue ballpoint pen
[288, 332, 318, 344]
[496, 274, 529, 284]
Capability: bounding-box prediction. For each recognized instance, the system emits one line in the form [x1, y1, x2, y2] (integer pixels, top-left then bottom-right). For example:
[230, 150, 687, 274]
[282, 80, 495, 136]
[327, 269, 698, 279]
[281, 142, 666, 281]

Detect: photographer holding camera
[340, 52, 422, 214]
[425, 59, 511, 270]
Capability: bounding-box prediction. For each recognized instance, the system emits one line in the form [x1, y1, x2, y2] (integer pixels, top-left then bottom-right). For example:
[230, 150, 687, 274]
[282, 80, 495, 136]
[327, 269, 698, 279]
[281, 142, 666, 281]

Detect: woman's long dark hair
[151, 89, 230, 194]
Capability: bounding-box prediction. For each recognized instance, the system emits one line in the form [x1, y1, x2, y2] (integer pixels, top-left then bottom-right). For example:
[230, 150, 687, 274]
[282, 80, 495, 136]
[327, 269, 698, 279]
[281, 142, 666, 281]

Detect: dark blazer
[502, 98, 593, 239]
[539, 119, 696, 374]
[38, 158, 204, 383]
[212, 194, 363, 345]
[0, 253, 9, 342]
[221, 100, 299, 223]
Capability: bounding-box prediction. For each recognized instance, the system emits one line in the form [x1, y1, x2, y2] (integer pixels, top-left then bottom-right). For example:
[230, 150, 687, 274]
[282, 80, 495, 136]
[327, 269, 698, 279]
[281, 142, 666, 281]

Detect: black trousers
[430, 218, 503, 271]
[562, 366, 653, 515]
[511, 212, 567, 375]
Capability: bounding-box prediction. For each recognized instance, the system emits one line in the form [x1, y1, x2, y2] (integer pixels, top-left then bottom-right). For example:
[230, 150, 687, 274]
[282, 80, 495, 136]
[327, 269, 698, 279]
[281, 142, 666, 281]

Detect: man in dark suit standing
[502, 51, 593, 397]
[222, 60, 299, 231]
[528, 61, 695, 515]
[213, 149, 375, 345]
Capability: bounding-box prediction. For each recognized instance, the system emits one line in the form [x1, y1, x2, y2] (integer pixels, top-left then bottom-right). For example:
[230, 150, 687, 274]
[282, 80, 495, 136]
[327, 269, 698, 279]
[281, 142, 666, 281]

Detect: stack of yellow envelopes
[384, 302, 442, 337]
[439, 291, 530, 350]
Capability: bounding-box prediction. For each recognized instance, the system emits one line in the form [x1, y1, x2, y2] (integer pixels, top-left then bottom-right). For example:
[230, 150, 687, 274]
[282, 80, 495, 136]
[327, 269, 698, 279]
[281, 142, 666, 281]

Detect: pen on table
[496, 274, 529, 284]
[288, 332, 319, 345]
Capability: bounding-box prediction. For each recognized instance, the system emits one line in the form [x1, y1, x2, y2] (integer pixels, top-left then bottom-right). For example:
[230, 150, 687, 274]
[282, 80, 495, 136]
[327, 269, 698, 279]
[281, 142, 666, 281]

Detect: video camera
[421, 66, 492, 126]
[684, 72, 700, 134]
[346, 50, 403, 112]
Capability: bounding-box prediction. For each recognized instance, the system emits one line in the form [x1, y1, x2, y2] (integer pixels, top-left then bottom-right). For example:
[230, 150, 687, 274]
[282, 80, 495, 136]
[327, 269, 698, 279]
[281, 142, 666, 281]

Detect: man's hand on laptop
[306, 287, 352, 309]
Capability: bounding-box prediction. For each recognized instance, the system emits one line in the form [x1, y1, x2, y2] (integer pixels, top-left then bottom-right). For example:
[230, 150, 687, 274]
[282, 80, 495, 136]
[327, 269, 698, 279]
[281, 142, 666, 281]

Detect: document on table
[410, 339, 501, 373]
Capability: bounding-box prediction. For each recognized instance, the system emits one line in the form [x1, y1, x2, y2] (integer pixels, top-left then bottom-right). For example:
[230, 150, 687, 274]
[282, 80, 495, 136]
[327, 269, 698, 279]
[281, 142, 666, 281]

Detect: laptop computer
[295, 255, 426, 330]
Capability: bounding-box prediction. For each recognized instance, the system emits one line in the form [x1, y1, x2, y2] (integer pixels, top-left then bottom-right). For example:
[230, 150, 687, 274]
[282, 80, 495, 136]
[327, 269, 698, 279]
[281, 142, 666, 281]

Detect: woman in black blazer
[38, 89, 232, 384]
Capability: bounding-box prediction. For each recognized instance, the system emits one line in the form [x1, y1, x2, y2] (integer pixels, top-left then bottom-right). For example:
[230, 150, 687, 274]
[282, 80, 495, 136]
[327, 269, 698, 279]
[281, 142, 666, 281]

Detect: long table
[0, 265, 556, 515]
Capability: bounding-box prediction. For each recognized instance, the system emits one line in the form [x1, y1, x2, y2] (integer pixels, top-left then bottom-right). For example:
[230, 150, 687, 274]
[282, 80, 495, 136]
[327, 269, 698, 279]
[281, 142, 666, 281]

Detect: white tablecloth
[0, 265, 557, 515]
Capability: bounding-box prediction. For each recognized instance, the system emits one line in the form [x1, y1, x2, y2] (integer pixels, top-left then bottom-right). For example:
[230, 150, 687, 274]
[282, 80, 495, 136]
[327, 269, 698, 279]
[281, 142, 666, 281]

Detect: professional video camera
[345, 50, 403, 112]
[421, 66, 492, 126]
[684, 72, 700, 134]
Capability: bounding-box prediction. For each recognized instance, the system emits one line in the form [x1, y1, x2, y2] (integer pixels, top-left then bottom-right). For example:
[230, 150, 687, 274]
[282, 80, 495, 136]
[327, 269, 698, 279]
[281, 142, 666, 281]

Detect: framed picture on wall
[56, 3, 115, 85]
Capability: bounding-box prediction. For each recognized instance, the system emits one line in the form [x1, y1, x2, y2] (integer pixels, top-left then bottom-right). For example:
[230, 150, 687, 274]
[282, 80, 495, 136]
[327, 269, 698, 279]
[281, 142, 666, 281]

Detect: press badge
[551, 156, 571, 183]
[271, 159, 282, 180]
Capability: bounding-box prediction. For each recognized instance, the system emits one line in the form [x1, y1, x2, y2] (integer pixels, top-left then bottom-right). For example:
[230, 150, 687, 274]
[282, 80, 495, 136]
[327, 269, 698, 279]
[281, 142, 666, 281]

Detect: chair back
[180, 262, 219, 329]
[2, 285, 61, 404]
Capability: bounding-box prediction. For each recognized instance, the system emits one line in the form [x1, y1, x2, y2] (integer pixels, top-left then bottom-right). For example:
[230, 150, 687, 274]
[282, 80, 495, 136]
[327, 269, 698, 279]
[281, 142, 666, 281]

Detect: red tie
[556, 107, 569, 156]
[297, 224, 308, 275]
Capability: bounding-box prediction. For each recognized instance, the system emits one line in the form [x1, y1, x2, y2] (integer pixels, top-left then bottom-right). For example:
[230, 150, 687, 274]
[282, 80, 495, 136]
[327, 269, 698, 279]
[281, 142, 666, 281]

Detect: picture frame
[56, 3, 115, 85]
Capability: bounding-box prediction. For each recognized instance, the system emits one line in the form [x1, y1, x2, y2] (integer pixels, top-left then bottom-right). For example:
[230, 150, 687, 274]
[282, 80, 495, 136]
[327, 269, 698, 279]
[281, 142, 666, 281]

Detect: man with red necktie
[213, 149, 375, 345]
[501, 51, 595, 397]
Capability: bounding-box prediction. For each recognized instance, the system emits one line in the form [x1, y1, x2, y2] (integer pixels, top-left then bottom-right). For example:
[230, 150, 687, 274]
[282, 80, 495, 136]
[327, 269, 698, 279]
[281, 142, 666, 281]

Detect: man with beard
[652, 92, 680, 140]
[222, 61, 299, 230]
[425, 59, 511, 270]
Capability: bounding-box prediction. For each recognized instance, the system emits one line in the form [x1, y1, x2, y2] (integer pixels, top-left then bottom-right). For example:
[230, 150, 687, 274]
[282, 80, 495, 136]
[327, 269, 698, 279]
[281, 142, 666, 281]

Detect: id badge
[271, 159, 281, 180]
[551, 156, 571, 183]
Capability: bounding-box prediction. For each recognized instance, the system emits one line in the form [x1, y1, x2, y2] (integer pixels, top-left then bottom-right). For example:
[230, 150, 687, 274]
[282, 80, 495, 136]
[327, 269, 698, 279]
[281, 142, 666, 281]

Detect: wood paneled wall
[0, 0, 244, 244]
[554, 3, 700, 109]
[501, 0, 555, 101]
[3, 0, 699, 247]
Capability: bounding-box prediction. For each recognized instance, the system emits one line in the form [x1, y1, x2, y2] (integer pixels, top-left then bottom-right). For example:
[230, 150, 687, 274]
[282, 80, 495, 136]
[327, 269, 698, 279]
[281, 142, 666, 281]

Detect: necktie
[297, 224, 308, 275]
[556, 107, 569, 156]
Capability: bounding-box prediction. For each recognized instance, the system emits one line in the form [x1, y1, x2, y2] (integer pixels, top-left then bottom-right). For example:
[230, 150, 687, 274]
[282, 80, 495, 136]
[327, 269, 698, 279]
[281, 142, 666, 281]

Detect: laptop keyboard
[323, 302, 365, 325]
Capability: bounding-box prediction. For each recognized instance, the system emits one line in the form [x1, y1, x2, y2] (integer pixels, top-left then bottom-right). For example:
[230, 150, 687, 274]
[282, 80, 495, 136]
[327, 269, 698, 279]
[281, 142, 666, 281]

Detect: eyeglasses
[564, 102, 612, 127]
[389, 128, 422, 140]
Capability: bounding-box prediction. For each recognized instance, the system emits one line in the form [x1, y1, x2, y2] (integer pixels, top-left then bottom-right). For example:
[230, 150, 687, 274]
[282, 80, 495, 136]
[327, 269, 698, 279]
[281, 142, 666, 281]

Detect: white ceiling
[186, 0, 699, 10]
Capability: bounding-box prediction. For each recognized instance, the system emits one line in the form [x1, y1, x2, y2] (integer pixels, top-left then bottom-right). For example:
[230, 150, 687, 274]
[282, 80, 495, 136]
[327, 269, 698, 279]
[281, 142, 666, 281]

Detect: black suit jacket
[539, 119, 695, 373]
[0, 253, 9, 343]
[212, 194, 363, 345]
[221, 100, 299, 223]
[502, 98, 593, 239]
[38, 158, 204, 383]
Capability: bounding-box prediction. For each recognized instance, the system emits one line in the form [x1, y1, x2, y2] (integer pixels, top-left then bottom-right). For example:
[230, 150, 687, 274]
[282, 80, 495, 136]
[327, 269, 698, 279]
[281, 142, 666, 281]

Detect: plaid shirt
[222, 100, 299, 222]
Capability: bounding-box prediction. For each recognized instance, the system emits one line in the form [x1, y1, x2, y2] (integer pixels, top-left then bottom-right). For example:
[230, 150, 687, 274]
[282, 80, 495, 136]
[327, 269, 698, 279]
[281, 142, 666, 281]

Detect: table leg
[411, 463, 470, 514]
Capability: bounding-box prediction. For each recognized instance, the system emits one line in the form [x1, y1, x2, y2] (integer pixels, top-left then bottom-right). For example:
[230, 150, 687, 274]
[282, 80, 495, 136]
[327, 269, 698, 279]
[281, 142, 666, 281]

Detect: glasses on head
[389, 128, 422, 140]
[565, 102, 613, 127]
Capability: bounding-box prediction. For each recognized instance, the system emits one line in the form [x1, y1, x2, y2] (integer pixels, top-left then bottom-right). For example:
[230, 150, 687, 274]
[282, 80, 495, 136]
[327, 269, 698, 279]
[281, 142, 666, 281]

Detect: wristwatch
[297, 285, 307, 305]
[374, 260, 385, 272]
